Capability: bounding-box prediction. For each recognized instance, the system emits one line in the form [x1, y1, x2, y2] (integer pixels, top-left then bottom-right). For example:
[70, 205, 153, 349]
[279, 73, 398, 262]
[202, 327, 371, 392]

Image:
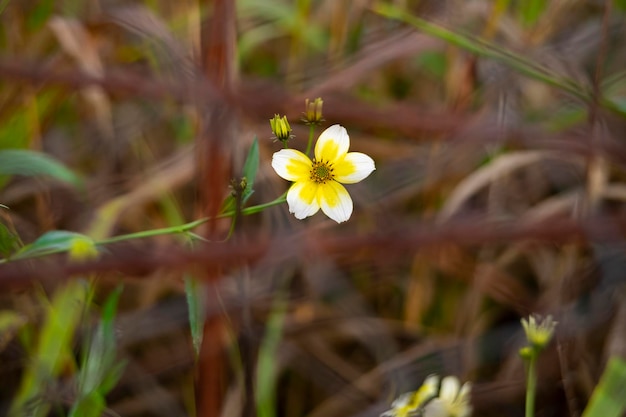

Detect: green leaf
[69, 392, 105, 417]
[70, 286, 124, 417]
[221, 138, 260, 213]
[0, 222, 20, 257]
[582, 357, 626, 417]
[415, 51, 447, 79]
[256, 291, 288, 417]
[185, 275, 204, 358]
[608, 96, 626, 118]
[517, 0, 548, 28]
[26, 0, 54, 30]
[14, 230, 93, 259]
[242, 137, 260, 204]
[10, 281, 88, 417]
[0, 149, 82, 188]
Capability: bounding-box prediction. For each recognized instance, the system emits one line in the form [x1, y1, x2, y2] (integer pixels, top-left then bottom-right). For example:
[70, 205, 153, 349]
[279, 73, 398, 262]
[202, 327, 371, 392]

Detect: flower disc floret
[271, 124, 375, 223]
[310, 160, 334, 183]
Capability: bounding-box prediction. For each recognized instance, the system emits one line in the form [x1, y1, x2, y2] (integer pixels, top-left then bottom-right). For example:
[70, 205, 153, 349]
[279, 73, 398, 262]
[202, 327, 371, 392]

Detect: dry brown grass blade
[438, 150, 584, 221]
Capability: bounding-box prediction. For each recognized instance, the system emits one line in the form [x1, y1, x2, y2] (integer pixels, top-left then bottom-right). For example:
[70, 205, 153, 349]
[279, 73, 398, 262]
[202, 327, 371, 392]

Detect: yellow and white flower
[271, 124, 375, 223]
[381, 375, 440, 417]
[423, 376, 472, 417]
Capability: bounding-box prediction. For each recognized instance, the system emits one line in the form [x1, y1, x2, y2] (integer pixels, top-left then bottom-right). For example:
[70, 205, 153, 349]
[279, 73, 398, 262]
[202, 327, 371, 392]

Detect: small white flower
[271, 124, 375, 223]
[380, 375, 440, 417]
[521, 314, 557, 350]
[423, 376, 472, 417]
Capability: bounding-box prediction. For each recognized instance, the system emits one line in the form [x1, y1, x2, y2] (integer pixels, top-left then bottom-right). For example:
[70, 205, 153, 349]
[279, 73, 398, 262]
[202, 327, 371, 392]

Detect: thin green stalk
[99, 217, 209, 244]
[100, 192, 287, 245]
[223, 192, 287, 218]
[256, 275, 290, 417]
[372, 3, 594, 104]
[526, 354, 538, 417]
[0, 192, 289, 263]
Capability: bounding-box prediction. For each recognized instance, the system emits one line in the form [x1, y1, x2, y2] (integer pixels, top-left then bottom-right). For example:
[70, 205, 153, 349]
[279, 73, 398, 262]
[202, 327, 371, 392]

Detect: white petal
[315, 124, 350, 163]
[319, 181, 353, 223]
[440, 376, 460, 402]
[287, 181, 320, 219]
[272, 149, 312, 182]
[334, 152, 375, 184]
[458, 382, 471, 401]
[422, 399, 448, 417]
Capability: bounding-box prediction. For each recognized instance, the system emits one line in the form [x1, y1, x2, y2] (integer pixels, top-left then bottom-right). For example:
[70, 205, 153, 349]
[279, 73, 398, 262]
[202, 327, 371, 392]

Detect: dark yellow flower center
[310, 160, 334, 184]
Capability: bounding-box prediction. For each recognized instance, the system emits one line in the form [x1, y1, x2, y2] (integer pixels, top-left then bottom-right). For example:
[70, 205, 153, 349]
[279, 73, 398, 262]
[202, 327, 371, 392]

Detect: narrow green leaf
[220, 138, 260, 213]
[242, 137, 260, 202]
[70, 286, 124, 417]
[517, 0, 547, 28]
[0, 149, 82, 187]
[373, 2, 590, 104]
[69, 392, 105, 417]
[10, 281, 88, 417]
[185, 275, 204, 358]
[256, 291, 288, 417]
[608, 97, 626, 118]
[14, 230, 94, 259]
[582, 357, 626, 417]
[26, 0, 53, 29]
[0, 222, 20, 257]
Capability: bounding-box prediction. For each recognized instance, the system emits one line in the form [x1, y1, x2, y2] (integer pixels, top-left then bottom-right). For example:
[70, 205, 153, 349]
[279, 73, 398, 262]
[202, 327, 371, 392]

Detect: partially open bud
[303, 97, 323, 125]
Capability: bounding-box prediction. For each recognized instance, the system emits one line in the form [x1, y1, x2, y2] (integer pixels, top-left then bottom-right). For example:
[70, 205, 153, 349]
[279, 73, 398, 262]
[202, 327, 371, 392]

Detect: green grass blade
[70, 285, 124, 417]
[12, 230, 96, 259]
[242, 137, 259, 204]
[517, 0, 547, 28]
[10, 281, 88, 417]
[185, 275, 205, 358]
[582, 357, 626, 417]
[256, 291, 288, 417]
[0, 149, 83, 188]
[222, 137, 260, 213]
[0, 222, 20, 257]
[372, 3, 592, 103]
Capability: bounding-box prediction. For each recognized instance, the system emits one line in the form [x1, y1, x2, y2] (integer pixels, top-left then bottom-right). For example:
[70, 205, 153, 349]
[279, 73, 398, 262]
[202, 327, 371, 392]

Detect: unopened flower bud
[270, 114, 292, 143]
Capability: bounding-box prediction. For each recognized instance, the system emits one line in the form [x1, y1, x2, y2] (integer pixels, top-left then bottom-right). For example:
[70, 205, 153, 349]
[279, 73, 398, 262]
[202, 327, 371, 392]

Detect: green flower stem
[1, 193, 289, 263]
[525, 352, 538, 417]
[101, 192, 287, 245]
[220, 192, 287, 218]
[304, 125, 315, 157]
[99, 217, 209, 244]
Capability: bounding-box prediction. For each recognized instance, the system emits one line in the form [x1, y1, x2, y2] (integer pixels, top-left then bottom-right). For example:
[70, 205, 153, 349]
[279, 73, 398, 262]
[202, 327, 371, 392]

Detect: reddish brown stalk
[196, 1, 238, 417]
